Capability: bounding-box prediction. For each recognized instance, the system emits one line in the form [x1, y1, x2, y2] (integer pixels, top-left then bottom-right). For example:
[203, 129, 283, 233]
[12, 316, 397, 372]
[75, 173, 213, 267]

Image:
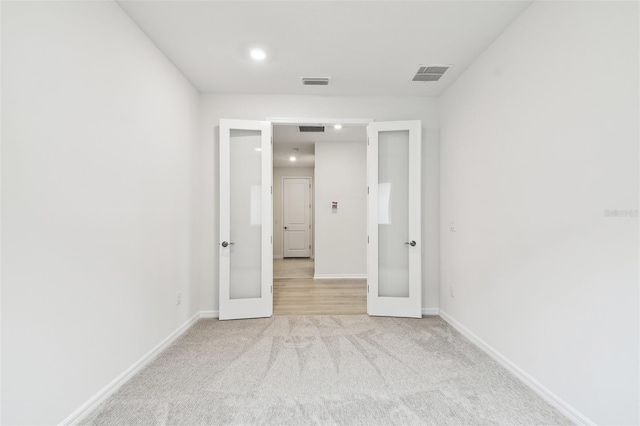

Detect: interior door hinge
[367, 137, 370, 146]
[367, 186, 369, 194]
[368, 236, 369, 243]
[367, 285, 369, 293]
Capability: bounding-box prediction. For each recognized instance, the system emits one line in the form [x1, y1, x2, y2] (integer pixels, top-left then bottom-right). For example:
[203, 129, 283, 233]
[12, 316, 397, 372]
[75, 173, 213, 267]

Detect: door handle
[221, 241, 235, 247]
[404, 240, 417, 247]
[284, 226, 287, 230]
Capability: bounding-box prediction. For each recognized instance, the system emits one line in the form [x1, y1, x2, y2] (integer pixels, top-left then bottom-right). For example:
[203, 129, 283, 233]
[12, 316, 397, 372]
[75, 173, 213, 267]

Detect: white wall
[439, 2, 639, 424]
[315, 142, 367, 277]
[199, 95, 439, 313]
[273, 167, 314, 258]
[1, 2, 200, 424]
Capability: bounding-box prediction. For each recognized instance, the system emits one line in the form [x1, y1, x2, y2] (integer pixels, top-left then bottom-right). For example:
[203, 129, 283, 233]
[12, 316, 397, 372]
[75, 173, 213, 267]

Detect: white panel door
[367, 121, 421, 318]
[283, 177, 311, 258]
[219, 119, 272, 320]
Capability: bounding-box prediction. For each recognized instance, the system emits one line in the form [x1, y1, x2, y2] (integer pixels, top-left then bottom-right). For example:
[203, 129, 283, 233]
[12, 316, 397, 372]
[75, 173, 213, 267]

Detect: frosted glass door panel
[378, 130, 410, 298]
[229, 129, 262, 300]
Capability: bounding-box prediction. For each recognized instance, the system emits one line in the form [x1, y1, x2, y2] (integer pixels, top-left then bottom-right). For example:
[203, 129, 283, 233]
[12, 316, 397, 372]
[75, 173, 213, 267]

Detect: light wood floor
[274, 258, 314, 279]
[273, 258, 366, 315]
[274, 278, 367, 315]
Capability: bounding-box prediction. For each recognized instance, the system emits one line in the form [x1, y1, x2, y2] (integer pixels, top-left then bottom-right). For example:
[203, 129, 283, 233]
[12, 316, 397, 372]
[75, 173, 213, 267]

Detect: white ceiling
[273, 124, 366, 168]
[117, 1, 532, 96]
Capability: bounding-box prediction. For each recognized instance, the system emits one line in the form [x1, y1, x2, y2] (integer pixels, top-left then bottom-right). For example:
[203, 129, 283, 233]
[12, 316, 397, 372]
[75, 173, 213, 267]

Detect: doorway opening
[218, 117, 422, 320]
[271, 122, 368, 315]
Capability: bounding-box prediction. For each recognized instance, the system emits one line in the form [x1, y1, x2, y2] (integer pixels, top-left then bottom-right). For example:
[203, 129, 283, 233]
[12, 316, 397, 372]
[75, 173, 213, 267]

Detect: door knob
[221, 241, 235, 247]
[404, 240, 417, 247]
[284, 226, 288, 229]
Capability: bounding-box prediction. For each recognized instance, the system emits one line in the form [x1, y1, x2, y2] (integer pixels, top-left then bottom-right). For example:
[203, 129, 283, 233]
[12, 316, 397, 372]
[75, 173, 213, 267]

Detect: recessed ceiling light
[250, 48, 266, 61]
[289, 156, 297, 162]
[334, 124, 343, 130]
[255, 148, 262, 152]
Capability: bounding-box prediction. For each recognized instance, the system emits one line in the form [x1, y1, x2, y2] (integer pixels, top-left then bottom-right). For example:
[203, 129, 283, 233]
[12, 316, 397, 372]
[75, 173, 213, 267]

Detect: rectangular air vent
[412, 65, 451, 82]
[299, 126, 325, 132]
[301, 77, 330, 86]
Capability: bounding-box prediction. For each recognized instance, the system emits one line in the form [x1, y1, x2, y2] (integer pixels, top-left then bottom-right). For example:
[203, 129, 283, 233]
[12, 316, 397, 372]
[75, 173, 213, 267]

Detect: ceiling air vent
[301, 77, 330, 86]
[412, 65, 451, 82]
[299, 126, 325, 133]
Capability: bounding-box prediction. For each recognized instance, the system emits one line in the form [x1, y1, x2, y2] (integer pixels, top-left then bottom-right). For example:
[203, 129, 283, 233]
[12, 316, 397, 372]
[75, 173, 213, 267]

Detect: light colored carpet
[82, 316, 570, 425]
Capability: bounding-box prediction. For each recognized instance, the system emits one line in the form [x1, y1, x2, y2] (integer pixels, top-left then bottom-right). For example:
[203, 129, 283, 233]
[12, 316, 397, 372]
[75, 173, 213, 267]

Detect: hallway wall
[314, 141, 367, 277]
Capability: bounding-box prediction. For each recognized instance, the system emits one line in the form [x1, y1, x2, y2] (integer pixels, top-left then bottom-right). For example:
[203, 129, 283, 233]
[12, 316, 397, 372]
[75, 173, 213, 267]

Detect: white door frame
[268, 117, 373, 126]
[281, 176, 313, 258]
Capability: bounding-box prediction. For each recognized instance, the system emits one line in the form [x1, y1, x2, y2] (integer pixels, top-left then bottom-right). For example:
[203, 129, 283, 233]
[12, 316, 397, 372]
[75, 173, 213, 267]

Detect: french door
[219, 119, 421, 320]
[367, 121, 422, 318]
[218, 119, 272, 320]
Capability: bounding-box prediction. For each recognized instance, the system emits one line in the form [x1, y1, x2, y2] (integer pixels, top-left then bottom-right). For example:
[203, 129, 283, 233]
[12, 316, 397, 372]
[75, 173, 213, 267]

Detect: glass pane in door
[229, 129, 262, 299]
[378, 130, 410, 297]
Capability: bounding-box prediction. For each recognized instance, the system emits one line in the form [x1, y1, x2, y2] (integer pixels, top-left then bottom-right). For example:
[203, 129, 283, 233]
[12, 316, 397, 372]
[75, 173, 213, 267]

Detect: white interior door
[283, 177, 311, 258]
[367, 121, 421, 318]
[219, 119, 272, 320]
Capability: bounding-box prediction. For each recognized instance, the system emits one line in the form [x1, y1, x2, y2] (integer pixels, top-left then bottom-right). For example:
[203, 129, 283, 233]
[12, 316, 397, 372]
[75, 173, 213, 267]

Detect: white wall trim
[421, 308, 439, 316]
[60, 311, 202, 425]
[267, 117, 373, 126]
[313, 274, 367, 279]
[438, 310, 594, 426]
[199, 310, 219, 318]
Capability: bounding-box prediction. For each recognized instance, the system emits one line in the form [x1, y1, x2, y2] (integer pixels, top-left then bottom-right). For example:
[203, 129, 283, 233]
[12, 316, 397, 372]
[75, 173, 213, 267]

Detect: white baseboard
[421, 307, 439, 316]
[438, 310, 594, 426]
[313, 274, 367, 279]
[61, 311, 202, 425]
[199, 310, 219, 318]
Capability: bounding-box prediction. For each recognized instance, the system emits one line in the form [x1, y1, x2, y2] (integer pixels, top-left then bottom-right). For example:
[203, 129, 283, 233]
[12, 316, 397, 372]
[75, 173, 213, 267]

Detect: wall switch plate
[176, 291, 181, 305]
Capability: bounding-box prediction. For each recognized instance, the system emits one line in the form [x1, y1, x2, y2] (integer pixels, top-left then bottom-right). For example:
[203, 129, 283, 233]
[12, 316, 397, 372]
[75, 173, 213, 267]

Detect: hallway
[273, 258, 366, 315]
